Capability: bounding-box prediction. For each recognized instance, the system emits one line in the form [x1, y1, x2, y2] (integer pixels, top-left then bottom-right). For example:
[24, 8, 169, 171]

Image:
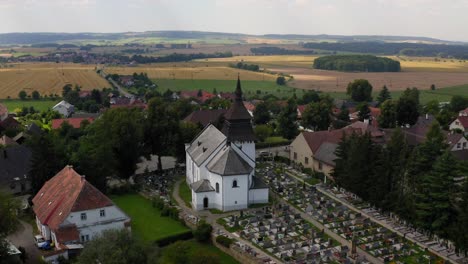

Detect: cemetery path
[172, 179, 284, 264]
[285, 171, 458, 264]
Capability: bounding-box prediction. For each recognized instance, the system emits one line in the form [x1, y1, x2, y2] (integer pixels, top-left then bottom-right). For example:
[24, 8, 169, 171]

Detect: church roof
[190, 179, 215, 193]
[207, 145, 253, 176]
[221, 78, 256, 142]
[186, 124, 227, 166]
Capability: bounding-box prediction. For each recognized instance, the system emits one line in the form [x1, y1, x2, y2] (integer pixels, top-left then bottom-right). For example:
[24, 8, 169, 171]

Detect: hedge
[154, 230, 194, 247]
[256, 140, 291, 149]
[216, 235, 234, 248]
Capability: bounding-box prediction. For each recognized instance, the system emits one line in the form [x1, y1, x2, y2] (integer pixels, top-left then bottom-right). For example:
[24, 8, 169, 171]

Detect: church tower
[221, 77, 256, 160]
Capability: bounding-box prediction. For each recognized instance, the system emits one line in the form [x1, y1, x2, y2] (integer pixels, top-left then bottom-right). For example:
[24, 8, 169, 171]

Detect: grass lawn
[264, 136, 289, 144]
[161, 239, 239, 264]
[153, 79, 299, 99]
[179, 181, 192, 208]
[0, 99, 59, 112]
[112, 194, 189, 242]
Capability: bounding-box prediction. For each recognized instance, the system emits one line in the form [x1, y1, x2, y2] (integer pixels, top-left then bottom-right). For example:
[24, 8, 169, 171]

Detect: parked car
[259, 151, 272, 158]
[34, 235, 47, 248]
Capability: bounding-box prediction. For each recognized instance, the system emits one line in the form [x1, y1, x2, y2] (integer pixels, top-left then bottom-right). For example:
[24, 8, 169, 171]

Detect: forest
[303, 41, 468, 59]
[313, 55, 401, 72]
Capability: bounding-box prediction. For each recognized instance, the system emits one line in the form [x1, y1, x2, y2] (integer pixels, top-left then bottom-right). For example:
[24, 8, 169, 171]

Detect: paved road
[98, 68, 133, 98]
[7, 220, 40, 264]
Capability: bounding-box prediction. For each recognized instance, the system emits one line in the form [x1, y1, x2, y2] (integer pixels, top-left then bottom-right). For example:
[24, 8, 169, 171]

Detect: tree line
[303, 42, 468, 59]
[250, 46, 318, 55]
[332, 124, 468, 254]
[228, 62, 260, 72]
[313, 55, 401, 72]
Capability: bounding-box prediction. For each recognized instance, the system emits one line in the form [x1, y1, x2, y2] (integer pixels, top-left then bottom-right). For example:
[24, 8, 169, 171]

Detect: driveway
[8, 220, 41, 264]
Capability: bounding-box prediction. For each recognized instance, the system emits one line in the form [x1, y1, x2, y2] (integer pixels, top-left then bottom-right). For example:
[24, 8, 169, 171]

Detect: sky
[1, 0, 468, 41]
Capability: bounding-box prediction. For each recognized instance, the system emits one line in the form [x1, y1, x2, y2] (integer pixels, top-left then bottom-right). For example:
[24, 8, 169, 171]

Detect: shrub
[216, 235, 234, 248]
[276, 76, 286, 85]
[154, 231, 193, 247]
[193, 221, 213, 243]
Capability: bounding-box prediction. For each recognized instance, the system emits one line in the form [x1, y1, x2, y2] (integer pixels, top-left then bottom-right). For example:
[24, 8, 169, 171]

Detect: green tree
[161, 241, 191, 264]
[396, 88, 420, 126]
[276, 76, 286, 85]
[174, 122, 201, 163]
[346, 79, 373, 102]
[414, 151, 457, 237]
[378, 99, 397, 128]
[18, 90, 27, 100]
[454, 181, 468, 255]
[253, 102, 270, 125]
[302, 100, 332, 131]
[357, 103, 371, 122]
[436, 106, 456, 130]
[145, 98, 180, 171]
[31, 90, 40, 100]
[0, 191, 20, 259]
[75, 229, 150, 264]
[300, 90, 320, 104]
[424, 100, 440, 115]
[277, 98, 299, 140]
[450, 95, 468, 112]
[376, 85, 391, 105]
[62, 84, 72, 97]
[254, 124, 272, 142]
[430, 84, 436, 90]
[193, 221, 213, 243]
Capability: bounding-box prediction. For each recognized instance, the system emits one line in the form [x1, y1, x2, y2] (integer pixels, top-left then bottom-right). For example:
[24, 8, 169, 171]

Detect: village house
[180, 90, 216, 103]
[0, 103, 8, 122]
[53, 100, 74, 118]
[0, 145, 32, 194]
[183, 109, 227, 128]
[32, 165, 131, 261]
[459, 107, 468, 117]
[449, 116, 468, 135]
[185, 79, 268, 211]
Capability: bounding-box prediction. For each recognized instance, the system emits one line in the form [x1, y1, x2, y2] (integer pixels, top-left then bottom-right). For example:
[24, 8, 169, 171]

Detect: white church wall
[208, 172, 224, 210]
[222, 174, 249, 211]
[249, 188, 269, 204]
[233, 141, 255, 161]
[192, 191, 216, 210]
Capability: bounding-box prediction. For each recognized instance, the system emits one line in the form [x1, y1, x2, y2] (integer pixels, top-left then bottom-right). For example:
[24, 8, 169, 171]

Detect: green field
[154, 79, 298, 99]
[160, 239, 239, 264]
[326, 84, 468, 104]
[112, 194, 189, 242]
[0, 99, 59, 112]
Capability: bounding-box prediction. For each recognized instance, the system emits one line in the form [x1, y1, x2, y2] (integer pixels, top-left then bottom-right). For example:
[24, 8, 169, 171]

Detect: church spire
[235, 75, 242, 102]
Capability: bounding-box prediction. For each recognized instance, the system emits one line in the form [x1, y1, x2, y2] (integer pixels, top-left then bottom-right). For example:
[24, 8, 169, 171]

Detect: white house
[52, 100, 74, 117]
[32, 165, 131, 258]
[449, 116, 468, 135]
[185, 78, 268, 211]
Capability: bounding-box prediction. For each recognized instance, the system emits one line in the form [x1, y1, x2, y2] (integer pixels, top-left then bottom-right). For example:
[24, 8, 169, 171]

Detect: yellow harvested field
[0, 63, 109, 99]
[106, 66, 277, 81]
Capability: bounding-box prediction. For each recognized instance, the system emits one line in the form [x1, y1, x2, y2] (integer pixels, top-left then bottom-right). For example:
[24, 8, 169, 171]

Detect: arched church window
[232, 180, 238, 188]
[216, 183, 219, 193]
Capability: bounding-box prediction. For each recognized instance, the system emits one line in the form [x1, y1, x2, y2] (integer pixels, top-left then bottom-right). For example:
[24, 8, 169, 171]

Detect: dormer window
[197, 141, 202, 146]
[203, 147, 207, 152]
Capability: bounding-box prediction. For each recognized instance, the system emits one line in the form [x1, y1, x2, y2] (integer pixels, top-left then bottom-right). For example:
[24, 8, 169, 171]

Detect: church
[185, 78, 269, 211]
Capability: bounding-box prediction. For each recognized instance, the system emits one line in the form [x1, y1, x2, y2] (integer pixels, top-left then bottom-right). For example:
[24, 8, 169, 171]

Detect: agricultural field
[154, 79, 295, 98]
[0, 99, 59, 112]
[106, 65, 277, 81]
[0, 63, 109, 99]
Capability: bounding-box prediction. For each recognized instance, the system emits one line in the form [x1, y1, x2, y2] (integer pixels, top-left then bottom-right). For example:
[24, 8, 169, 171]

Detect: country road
[98, 68, 133, 98]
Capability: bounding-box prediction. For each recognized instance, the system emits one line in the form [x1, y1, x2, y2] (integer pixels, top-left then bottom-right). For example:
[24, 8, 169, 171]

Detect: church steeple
[221, 78, 256, 143]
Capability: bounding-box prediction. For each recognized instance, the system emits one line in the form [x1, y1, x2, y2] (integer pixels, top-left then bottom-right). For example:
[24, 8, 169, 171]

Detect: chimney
[425, 113, 429, 120]
[67, 164, 73, 169]
[81, 175, 86, 182]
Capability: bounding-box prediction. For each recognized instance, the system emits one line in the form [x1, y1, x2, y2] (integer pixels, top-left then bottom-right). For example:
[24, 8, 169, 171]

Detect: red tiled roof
[33, 166, 114, 230]
[243, 101, 256, 112]
[297, 105, 307, 118]
[180, 90, 216, 103]
[447, 133, 464, 148]
[302, 127, 360, 153]
[184, 109, 227, 127]
[456, 116, 468, 128]
[51, 118, 94, 129]
[55, 225, 80, 244]
[219, 92, 236, 100]
[78, 91, 92, 98]
[0, 116, 20, 130]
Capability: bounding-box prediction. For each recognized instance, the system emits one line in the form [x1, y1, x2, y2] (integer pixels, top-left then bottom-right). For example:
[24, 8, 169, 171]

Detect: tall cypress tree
[278, 98, 299, 139]
[377, 85, 391, 105]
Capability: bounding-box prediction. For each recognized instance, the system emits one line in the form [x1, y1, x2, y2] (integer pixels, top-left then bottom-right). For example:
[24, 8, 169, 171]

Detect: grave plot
[218, 206, 351, 263]
[256, 163, 442, 264]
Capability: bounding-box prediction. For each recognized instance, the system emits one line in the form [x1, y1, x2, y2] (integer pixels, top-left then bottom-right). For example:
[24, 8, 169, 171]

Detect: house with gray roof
[185, 78, 268, 211]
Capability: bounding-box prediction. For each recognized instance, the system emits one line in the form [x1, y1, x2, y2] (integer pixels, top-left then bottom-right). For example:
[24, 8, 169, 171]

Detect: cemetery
[254, 162, 443, 264]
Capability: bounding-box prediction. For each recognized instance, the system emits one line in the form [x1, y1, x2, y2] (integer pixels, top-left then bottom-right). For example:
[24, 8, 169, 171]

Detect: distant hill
[0, 31, 466, 45]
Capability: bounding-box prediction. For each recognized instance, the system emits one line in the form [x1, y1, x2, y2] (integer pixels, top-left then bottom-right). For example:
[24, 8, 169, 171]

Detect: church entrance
[203, 197, 209, 208]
